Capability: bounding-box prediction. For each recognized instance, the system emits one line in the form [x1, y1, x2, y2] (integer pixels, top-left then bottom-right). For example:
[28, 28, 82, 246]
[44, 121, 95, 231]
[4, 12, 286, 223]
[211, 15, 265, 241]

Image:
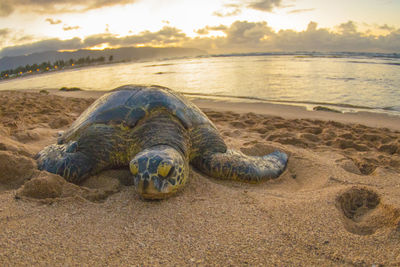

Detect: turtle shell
[58, 85, 214, 144]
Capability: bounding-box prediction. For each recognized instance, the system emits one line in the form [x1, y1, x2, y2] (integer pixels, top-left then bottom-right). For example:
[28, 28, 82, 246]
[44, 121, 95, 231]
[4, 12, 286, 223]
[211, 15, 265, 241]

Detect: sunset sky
[1, 0, 400, 57]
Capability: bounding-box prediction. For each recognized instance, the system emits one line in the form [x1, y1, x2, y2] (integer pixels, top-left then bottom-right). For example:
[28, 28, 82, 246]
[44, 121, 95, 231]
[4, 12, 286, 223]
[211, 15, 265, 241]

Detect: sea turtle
[36, 85, 288, 199]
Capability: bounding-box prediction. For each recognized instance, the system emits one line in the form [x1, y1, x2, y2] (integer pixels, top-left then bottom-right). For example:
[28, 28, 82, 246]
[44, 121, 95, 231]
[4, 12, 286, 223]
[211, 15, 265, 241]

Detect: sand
[0, 89, 400, 266]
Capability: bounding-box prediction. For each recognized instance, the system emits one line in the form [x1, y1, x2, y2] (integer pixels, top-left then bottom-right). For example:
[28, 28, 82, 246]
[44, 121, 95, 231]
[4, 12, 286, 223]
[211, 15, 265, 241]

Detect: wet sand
[0, 89, 399, 266]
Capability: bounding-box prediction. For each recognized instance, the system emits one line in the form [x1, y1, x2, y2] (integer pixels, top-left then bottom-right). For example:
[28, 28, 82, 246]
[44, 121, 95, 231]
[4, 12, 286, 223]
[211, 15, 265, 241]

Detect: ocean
[1, 52, 399, 115]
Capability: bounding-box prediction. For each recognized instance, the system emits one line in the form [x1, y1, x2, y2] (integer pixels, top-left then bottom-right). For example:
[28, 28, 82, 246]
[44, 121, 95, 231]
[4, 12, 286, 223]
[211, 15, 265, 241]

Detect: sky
[0, 0, 400, 58]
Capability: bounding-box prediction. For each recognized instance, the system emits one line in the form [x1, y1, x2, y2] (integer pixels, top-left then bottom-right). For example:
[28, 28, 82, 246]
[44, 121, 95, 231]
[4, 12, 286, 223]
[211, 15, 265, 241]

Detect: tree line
[1, 55, 114, 80]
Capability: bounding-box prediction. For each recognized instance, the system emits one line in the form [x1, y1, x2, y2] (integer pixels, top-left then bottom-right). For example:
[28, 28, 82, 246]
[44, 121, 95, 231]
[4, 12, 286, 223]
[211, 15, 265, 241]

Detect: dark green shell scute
[95, 105, 132, 124]
[122, 86, 209, 129]
[88, 89, 142, 123]
[59, 85, 214, 144]
[58, 88, 142, 143]
[125, 108, 146, 126]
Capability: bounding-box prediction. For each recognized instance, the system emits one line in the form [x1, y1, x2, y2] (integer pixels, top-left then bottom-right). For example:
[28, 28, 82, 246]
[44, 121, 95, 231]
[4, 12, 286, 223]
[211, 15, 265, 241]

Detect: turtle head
[129, 145, 188, 200]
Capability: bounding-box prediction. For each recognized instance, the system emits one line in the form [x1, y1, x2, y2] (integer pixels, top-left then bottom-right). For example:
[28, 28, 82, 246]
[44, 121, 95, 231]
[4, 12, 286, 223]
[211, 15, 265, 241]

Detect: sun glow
[87, 43, 113, 50]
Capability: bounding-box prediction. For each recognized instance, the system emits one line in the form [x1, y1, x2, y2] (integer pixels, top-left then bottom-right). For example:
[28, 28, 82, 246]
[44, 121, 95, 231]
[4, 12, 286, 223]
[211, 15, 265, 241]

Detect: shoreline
[194, 98, 400, 131]
[1, 52, 399, 120]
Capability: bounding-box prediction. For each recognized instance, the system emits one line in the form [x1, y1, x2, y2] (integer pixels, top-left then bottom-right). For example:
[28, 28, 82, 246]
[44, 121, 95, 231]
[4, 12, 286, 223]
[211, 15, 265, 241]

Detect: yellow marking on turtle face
[158, 163, 172, 177]
[130, 162, 139, 175]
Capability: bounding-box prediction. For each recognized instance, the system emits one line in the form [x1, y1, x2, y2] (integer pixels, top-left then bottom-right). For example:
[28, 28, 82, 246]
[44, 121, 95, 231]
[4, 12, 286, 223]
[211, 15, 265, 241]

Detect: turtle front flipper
[190, 124, 288, 182]
[192, 149, 288, 182]
[35, 142, 95, 184]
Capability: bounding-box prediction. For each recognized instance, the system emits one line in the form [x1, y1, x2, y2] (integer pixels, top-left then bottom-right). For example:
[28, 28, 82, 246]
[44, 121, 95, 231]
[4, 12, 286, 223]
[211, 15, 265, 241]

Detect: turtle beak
[134, 174, 172, 200]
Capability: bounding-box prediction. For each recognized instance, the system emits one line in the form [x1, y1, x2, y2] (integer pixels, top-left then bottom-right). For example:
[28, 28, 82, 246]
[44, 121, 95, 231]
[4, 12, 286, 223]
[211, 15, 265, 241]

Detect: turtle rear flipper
[36, 143, 94, 184]
[192, 149, 288, 182]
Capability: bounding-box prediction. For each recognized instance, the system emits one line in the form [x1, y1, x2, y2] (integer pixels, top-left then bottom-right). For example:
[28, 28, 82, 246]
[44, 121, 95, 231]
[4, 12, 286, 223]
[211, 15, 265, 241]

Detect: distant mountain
[0, 47, 207, 71]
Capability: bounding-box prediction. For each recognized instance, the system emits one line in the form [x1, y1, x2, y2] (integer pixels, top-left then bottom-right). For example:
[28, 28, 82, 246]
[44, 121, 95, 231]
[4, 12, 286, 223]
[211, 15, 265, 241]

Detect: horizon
[1, 0, 400, 58]
[3, 46, 400, 60]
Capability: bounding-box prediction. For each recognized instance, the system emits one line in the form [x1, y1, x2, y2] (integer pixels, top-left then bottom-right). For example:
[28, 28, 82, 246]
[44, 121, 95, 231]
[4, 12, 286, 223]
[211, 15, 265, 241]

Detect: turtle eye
[130, 162, 139, 175]
[158, 163, 174, 178]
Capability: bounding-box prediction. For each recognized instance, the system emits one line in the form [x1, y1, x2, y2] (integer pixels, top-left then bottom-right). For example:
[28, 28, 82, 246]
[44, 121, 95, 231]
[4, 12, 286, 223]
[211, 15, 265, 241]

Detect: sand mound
[0, 151, 37, 190]
[15, 171, 120, 202]
[16, 172, 65, 199]
[0, 133, 32, 156]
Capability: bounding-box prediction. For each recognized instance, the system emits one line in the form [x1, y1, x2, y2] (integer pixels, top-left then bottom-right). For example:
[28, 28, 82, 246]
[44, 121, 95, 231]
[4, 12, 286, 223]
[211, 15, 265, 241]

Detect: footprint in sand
[229, 121, 246, 129]
[338, 158, 377, 175]
[353, 159, 378, 175]
[336, 187, 400, 235]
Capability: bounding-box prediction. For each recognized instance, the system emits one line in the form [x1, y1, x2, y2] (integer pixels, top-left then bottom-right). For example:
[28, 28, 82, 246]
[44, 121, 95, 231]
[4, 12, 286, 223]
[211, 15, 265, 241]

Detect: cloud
[194, 21, 271, 47]
[337, 21, 358, 34]
[265, 21, 400, 52]
[16, 35, 35, 43]
[0, 28, 10, 37]
[0, 28, 35, 48]
[247, 0, 283, 12]
[379, 24, 395, 32]
[306, 21, 318, 31]
[0, 38, 83, 58]
[195, 25, 229, 35]
[213, 9, 241, 17]
[81, 33, 118, 47]
[195, 28, 209, 35]
[0, 1, 13, 16]
[187, 20, 400, 53]
[82, 26, 188, 48]
[63, 25, 81, 31]
[0, 26, 189, 58]
[287, 8, 315, 14]
[0, 28, 11, 46]
[46, 18, 62, 25]
[46, 18, 80, 32]
[378, 29, 400, 51]
[0, 0, 136, 17]
[213, 4, 242, 17]
[225, 21, 272, 44]
[186, 21, 274, 52]
[116, 26, 188, 46]
[213, 0, 286, 16]
[208, 25, 229, 31]
[1, 20, 400, 58]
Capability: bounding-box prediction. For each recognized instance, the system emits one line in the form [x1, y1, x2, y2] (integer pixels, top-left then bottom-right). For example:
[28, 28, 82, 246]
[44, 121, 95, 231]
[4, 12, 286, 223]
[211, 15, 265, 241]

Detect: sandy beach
[1, 89, 400, 266]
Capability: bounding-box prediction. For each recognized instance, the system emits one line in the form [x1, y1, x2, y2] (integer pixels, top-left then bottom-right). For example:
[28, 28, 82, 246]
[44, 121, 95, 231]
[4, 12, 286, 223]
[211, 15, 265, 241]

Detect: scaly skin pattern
[36, 85, 288, 199]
